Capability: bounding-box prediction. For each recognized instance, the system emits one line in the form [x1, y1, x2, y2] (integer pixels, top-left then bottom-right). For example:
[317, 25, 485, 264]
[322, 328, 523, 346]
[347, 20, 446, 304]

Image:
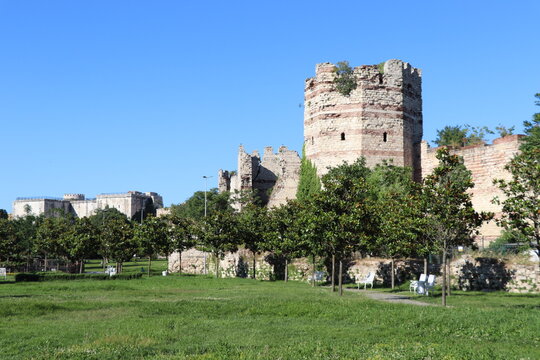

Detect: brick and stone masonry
[304, 59, 423, 180]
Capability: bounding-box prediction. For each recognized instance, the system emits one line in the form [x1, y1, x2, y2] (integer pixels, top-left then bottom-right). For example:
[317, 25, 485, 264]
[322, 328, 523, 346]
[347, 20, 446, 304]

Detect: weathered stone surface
[420, 135, 524, 244]
[304, 60, 423, 180]
[218, 145, 300, 208]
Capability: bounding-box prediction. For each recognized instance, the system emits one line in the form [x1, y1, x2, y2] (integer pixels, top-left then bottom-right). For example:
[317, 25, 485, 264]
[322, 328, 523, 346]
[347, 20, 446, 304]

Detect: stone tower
[304, 59, 423, 179]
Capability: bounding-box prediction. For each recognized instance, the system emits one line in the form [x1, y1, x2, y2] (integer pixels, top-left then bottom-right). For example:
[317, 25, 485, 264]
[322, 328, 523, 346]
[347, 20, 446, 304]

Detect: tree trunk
[442, 246, 447, 306]
[338, 260, 343, 296]
[215, 254, 220, 278]
[391, 258, 395, 289]
[285, 258, 288, 282]
[44, 255, 48, 272]
[446, 260, 451, 296]
[178, 252, 182, 275]
[311, 255, 315, 287]
[148, 256, 152, 277]
[424, 257, 428, 276]
[331, 254, 336, 292]
[252, 251, 256, 280]
[79, 260, 83, 274]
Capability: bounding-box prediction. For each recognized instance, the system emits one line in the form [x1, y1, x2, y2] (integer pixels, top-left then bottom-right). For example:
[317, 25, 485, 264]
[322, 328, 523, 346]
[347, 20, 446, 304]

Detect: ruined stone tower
[304, 59, 423, 179]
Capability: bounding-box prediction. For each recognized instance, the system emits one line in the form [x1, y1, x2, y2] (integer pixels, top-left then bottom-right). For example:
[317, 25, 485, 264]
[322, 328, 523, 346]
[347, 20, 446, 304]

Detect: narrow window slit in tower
[383, 132, 387, 142]
[311, 137, 314, 145]
[341, 133, 345, 141]
[378, 73, 383, 84]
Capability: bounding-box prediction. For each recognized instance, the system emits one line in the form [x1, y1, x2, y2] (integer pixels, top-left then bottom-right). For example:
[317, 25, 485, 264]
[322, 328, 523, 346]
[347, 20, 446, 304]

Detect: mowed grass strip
[0, 275, 538, 359]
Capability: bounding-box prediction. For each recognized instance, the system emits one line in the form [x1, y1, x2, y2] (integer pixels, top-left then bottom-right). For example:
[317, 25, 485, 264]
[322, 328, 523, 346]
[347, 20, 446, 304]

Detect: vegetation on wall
[333, 61, 357, 96]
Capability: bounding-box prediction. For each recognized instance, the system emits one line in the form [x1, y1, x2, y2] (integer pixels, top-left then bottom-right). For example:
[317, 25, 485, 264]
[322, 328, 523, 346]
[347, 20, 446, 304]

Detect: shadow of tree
[458, 257, 514, 291]
[375, 260, 442, 287]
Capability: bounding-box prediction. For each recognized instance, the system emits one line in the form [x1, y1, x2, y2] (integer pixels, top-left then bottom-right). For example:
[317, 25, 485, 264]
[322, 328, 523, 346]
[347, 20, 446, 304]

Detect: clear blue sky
[1, 1, 539, 212]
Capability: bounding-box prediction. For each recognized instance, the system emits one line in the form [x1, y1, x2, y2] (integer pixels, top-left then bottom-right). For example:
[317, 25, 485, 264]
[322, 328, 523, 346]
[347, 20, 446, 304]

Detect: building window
[341, 132, 345, 141]
[383, 132, 387, 142]
[311, 137, 314, 145]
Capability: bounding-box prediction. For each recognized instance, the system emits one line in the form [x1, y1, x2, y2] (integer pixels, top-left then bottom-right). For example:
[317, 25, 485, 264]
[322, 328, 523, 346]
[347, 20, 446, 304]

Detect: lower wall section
[168, 249, 540, 293]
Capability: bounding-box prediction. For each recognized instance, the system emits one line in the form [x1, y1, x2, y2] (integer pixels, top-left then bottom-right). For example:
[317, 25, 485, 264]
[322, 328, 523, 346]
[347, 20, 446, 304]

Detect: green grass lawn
[0, 274, 539, 359]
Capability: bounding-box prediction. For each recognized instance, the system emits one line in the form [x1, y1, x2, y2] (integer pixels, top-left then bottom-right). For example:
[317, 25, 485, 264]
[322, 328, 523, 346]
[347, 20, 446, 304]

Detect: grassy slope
[0, 275, 539, 359]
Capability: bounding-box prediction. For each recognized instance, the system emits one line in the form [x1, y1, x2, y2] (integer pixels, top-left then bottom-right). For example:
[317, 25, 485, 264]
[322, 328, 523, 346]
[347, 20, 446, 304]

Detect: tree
[296, 144, 321, 202]
[195, 210, 239, 277]
[434, 125, 493, 148]
[266, 201, 303, 282]
[303, 158, 377, 295]
[166, 214, 196, 274]
[0, 218, 18, 267]
[423, 148, 492, 306]
[519, 93, 540, 152]
[333, 61, 357, 96]
[62, 217, 99, 273]
[35, 211, 74, 271]
[170, 189, 231, 220]
[134, 216, 169, 276]
[237, 201, 269, 279]
[368, 163, 423, 288]
[0, 209, 8, 220]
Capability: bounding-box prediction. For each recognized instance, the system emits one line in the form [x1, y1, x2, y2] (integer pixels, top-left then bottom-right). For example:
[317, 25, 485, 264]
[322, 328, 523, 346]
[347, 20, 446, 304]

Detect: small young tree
[62, 217, 99, 273]
[167, 214, 196, 274]
[237, 202, 269, 279]
[423, 148, 492, 306]
[195, 210, 239, 277]
[134, 216, 169, 276]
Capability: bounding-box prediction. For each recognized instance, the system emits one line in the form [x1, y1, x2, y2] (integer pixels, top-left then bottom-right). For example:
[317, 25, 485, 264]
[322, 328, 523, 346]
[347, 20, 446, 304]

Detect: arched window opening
[378, 73, 383, 84]
[383, 132, 388, 142]
[341, 132, 346, 141]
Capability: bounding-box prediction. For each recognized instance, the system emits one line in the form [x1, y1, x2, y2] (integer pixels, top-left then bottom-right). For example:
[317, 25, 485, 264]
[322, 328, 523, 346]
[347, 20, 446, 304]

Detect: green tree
[35, 211, 74, 271]
[368, 163, 423, 288]
[493, 93, 540, 252]
[102, 217, 135, 273]
[237, 202, 269, 279]
[195, 210, 239, 277]
[304, 158, 377, 295]
[423, 148, 492, 306]
[170, 189, 231, 219]
[266, 201, 303, 282]
[0, 218, 18, 267]
[134, 216, 169, 276]
[166, 214, 196, 274]
[62, 217, 99, 273]
[296, 144, 321, 202]
[434, 125, 493, 148]
[333, 61, 357, 96]
[0, 209, 8, 220]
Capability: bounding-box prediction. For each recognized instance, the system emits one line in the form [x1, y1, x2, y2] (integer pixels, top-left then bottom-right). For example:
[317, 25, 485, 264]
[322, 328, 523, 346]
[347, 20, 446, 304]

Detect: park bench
[308, 271, 325, 283]
[0, 268, 6, 280]
[357, 272, 375, 290]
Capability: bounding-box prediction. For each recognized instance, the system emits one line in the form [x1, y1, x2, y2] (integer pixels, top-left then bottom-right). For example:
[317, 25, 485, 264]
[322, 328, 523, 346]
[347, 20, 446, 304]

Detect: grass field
[0, 270, 539, 359]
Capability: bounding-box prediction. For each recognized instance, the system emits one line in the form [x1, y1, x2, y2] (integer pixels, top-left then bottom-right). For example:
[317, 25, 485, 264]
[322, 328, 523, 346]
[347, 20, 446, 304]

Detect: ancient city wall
[168, 249, 540, 293]
[304, 59, 423, 178]
[218, 145, 300, 208]
[420, 135, 524, 244]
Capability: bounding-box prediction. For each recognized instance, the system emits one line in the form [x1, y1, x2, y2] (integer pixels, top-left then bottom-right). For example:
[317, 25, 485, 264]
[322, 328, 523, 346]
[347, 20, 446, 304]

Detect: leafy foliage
[519, 93, 540, 152]
[170, 189, 231, 219]
[296, 144, 321, 202]
[434, 125, 493, 147]
[333, 61, 357, 96]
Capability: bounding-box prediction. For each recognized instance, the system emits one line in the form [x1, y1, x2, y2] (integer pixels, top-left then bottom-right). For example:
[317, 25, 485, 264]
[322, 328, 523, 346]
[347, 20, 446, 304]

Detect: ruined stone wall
[218, 145, 300, 208]
[304, 59, 423, 178]
[420, 135, 524, 244]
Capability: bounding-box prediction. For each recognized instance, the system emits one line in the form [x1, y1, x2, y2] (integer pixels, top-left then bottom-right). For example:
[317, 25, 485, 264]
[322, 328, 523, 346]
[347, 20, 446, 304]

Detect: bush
[15, 272, 143, 282]
[488, 230, 530, 254]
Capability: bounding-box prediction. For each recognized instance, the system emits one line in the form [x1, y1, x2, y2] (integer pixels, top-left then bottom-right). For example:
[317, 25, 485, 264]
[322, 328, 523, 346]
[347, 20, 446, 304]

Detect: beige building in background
[12, 191, 163, 219]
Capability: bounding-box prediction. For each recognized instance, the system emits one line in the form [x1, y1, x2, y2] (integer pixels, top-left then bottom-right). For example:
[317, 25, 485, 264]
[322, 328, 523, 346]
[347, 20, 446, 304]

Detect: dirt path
[347, 288, 436, 306]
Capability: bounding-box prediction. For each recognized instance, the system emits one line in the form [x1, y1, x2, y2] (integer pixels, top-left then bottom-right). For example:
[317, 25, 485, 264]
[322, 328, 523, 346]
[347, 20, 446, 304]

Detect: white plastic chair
[357, 272, 375, 290]
[410, 274, 427, 293]
[424, 275, 436, 296]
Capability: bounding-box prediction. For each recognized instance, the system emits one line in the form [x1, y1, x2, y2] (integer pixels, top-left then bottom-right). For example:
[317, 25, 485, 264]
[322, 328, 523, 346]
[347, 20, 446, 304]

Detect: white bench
[308, 271, 325, 282]
[0, 268, 6, 280]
